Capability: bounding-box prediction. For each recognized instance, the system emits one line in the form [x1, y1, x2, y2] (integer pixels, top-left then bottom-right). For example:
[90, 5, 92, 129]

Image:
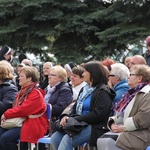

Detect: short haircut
[111, 63, 130, 80]
[20, 66, 39, 82]
[72, 66, 84, 78]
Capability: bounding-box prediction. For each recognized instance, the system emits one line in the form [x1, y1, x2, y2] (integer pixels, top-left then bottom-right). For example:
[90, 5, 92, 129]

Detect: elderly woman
[44, 65, 72, 126]
[108, 63, 130, 105]
[50, 61, 116, 150]
[0, 66, 48, 150]
[97, 64, 150, 150]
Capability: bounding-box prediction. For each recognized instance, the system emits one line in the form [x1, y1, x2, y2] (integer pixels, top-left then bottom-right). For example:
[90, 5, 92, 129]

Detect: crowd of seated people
[1, 41, 150, 150]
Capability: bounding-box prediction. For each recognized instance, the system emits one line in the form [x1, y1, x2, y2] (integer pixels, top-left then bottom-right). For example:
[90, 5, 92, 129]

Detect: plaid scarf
[113, 82, 148, 117]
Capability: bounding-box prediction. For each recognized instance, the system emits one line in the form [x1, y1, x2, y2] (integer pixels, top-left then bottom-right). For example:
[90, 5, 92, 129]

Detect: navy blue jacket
[48, 82, 72, 120]
[0, 79, 18, 117]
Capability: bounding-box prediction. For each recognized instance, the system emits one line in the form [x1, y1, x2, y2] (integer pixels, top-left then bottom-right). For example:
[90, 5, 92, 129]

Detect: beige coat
[116, 85, 150, 150]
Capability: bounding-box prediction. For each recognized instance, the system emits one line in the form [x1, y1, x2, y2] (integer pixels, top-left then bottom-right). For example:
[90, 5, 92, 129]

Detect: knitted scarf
[13, 82, 38, 107]
[113, 82, 148, 117]
[76, 83, 95, 115]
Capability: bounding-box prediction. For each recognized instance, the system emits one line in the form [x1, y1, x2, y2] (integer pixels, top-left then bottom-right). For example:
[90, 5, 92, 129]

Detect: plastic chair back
[146, 146, 150, 150]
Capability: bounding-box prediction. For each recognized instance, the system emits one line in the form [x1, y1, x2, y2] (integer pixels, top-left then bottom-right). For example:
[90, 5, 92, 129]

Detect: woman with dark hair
[50, 61, 116, 150]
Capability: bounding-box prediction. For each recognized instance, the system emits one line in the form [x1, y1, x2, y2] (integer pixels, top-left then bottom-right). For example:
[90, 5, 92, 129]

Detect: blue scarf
[76, 84, 96, 115]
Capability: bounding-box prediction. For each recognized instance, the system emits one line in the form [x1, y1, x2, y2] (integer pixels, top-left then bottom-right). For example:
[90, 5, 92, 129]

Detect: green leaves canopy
[0, 0, 150, 64]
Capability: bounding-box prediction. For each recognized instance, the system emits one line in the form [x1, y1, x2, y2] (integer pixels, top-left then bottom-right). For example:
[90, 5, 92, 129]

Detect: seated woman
[0, 61, 18, 120]
[61, 66, 87, 114]
[44, 65, 73, 129]
[50, 61, 116, 150]
[0, 66, 48, 150]
[71, 66, 86, 101]
[108, 63, 130, 105]
[97, 64, 150, 150]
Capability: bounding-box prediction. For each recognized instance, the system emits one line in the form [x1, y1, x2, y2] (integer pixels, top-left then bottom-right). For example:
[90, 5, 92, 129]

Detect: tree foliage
[0, 0, 150, 64]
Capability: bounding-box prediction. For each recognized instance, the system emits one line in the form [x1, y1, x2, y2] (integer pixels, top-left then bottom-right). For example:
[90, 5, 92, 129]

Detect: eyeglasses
[130, 73, 141, 76]
[108, 74, 115, 77]
[49, 74, 57, 77]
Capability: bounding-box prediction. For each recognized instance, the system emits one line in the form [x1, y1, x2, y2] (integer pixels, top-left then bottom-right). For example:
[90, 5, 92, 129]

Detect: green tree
[0, 0, 150, 64]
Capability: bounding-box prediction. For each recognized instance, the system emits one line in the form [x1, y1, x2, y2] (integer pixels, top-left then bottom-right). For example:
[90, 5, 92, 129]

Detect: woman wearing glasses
[97, 64, 150, 150]
[108, 63, 130, 106]
[44, 65, 72, 131]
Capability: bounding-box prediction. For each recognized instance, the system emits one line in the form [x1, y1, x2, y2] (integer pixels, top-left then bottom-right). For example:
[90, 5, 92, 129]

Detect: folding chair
[36, 103, 52, 150]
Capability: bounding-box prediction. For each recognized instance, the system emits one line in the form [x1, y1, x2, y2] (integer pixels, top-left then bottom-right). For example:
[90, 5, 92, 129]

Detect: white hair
[111, 63, 130, 80]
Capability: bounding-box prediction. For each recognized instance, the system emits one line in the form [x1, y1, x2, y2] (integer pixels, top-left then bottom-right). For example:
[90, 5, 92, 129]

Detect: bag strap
[28, 89, 46, 119]
[28, 110, 46, 118]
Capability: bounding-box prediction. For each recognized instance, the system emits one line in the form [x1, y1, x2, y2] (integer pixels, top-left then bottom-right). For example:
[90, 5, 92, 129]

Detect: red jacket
[4, 89, 48, 143]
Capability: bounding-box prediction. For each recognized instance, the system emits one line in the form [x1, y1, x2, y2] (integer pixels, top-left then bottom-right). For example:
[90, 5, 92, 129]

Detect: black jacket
[63, 84, 116, 147]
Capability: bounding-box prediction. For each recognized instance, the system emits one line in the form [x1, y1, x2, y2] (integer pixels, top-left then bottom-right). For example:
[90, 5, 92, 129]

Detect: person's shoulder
[96, 84, 116, 99]
[1, 79, 17, 88]
[32, 88, 46, 97]
[58, 82, 72, 89]
[115, 80, 129, 89]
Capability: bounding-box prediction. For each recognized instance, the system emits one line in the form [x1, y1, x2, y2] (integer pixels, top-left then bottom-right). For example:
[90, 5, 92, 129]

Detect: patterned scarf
[13, 82, 38, 107]
[76, 83, 95, 115]
[113, 82, 148, 117]
[44, 82, 60, 103]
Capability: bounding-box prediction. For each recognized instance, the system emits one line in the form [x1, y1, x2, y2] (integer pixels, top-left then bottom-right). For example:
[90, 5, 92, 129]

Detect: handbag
[54, 117, 88, 137]
[1, 108, 46, 129]
[1, 117, 26, 129]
